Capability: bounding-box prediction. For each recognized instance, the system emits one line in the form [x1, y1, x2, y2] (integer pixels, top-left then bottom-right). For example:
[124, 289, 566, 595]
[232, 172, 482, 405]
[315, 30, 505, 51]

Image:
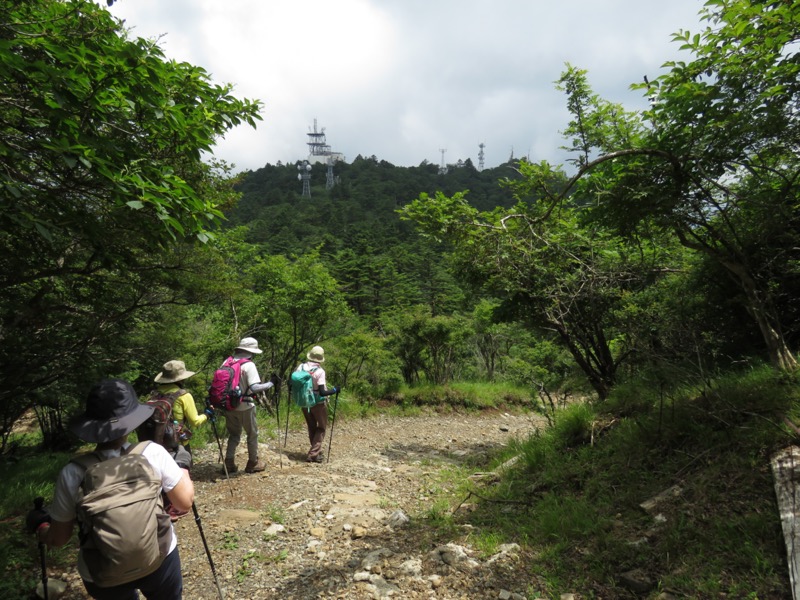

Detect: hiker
[27, 378, 194, 600]
[152, 359, 212, 458]
[147, 359, 211, 521]
[293, 345, 339, 463]
[220, 337, 276, 474]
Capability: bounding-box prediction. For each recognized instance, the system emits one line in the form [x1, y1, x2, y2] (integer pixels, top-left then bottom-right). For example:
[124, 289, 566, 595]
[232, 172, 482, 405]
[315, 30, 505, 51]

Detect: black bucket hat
[69, 379, 153, 443]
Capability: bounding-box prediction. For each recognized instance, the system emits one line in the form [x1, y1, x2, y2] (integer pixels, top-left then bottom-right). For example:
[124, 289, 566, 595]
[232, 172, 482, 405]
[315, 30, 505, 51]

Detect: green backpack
[290, 365, 319, 408]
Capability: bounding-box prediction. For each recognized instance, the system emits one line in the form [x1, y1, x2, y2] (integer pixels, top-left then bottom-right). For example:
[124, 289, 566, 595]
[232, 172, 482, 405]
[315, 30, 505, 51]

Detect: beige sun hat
[235, 337, 263, 354]
[154, 360, 196, 384]
[307, 345, 325, 363]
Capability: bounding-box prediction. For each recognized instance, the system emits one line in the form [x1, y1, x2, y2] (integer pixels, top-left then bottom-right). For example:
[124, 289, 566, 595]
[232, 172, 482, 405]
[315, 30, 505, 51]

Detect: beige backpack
[72, 441, 172, 587]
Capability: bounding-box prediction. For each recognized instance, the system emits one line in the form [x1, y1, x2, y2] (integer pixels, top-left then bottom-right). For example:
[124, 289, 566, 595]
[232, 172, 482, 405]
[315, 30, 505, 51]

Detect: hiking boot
[306, 454, 324, 464]
[221, 459, 238, 474]
[245, 459, 266, 473]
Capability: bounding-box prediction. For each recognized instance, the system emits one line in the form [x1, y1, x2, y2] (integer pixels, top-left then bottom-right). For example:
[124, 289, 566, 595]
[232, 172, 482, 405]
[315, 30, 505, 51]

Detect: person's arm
[314, 367, 337, 396]
[249, 380, 274, 393]
[179, 392, 207, 428]
[165, 470, 194, 513]
[147, 443, 195, 512]
[38, 463, 82, 548]
[240, 361, 272, 396]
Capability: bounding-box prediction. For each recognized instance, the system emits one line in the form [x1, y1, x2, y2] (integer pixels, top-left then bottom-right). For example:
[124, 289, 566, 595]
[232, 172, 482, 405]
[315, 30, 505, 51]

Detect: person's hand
[332, 386, 340, 394]
[269, 373, 281, 386]
[26, 498, 51, 535]
[204, 407, 216, 422]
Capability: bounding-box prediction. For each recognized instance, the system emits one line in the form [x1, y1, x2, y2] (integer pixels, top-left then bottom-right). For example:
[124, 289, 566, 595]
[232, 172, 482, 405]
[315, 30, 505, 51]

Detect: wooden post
[771, 446, 800, 600]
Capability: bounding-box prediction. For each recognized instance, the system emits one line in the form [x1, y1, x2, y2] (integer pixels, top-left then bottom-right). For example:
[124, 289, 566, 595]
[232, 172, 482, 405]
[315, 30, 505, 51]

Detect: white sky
[108, 0, 706, 173]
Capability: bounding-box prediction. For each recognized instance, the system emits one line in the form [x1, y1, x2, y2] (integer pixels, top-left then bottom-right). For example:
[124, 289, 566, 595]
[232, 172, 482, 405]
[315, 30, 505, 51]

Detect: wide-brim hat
[235, 337, 263, 354]
[69, 379, 153, 443]
[307, 345, 325, 363]
[154, 360, 196, 383]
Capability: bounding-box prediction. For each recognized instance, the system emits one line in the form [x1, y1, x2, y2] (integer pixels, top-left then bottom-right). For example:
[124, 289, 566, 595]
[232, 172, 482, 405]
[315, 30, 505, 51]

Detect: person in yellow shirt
[151, 360, 211, 521]
[152, 359, 211, 457]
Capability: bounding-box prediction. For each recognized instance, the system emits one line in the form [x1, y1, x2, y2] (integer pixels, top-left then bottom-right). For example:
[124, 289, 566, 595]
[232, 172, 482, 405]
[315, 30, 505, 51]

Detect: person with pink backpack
[216, 337, 277, 474]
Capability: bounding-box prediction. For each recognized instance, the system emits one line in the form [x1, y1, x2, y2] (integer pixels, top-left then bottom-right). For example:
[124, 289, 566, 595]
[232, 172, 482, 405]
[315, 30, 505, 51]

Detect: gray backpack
[71, 441, 172, 587]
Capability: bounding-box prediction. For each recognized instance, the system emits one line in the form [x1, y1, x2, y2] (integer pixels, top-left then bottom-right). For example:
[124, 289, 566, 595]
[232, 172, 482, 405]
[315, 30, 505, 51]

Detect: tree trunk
[725, 259, 798, 372]
[553, 322, 613, 401]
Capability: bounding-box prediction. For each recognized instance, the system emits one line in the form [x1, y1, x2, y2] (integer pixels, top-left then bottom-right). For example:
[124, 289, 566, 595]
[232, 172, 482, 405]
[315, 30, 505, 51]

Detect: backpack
[136, 389, 188, 450]
[208, 357, 251, 410]
[290, 364, 319, 408]
[71, 442, 172, 587]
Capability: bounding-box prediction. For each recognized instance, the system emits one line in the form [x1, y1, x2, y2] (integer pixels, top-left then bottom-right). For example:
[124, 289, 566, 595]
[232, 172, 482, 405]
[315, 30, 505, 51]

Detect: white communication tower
[438, 148, 448, 175]
[297, 161, 312, 198]
[478, 143, 485, 171]
[307, 118, 331, 157]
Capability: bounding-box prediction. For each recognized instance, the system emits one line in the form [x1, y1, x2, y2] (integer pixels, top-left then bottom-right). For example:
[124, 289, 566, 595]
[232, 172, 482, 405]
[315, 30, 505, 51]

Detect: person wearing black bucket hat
[31, 379, 194, 599]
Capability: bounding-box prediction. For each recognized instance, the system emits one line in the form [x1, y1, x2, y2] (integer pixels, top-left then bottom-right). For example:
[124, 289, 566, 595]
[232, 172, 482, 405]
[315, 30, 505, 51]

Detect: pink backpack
[207, 357, 251, 410]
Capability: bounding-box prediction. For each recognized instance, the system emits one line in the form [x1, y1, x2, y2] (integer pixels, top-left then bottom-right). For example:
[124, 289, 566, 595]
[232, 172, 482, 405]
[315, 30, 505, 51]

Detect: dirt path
[48, 409, 547, 600]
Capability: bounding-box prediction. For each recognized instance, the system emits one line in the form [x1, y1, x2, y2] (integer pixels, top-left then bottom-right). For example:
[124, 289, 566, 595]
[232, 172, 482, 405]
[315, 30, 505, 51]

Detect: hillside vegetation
[1, 0, 799, 597]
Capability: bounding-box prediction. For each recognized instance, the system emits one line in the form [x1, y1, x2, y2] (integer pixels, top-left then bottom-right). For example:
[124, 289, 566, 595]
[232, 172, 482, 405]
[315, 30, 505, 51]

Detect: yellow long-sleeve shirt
[156, 383, 207, 443]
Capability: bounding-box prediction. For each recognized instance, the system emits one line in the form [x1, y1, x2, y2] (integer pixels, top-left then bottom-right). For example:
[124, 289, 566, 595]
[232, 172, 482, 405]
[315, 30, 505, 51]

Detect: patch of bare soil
[42, 409, 548, 600]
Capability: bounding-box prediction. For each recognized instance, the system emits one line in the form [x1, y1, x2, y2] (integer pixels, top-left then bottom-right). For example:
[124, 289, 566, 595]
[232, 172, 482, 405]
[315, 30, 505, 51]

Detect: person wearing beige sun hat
[150, 359, 211, 454]
[142, 359, 212, 521]
[219, 337, 279, 474]
[293, 345, 340, 463]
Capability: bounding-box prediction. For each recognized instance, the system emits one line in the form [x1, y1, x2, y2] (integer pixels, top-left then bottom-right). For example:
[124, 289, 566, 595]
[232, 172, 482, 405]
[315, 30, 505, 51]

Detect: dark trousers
[302, 401, 328, 459]
[83, 546, 182, 600]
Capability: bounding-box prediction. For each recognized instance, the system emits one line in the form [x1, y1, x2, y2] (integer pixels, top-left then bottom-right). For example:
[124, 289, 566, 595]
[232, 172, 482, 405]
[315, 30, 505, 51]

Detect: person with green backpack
[27, 379, 194, 600]
[291, 345, 339, 463]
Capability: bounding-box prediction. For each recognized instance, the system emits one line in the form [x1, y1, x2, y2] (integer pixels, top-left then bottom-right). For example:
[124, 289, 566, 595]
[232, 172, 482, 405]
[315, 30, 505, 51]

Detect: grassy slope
[428, 366, 798, 598]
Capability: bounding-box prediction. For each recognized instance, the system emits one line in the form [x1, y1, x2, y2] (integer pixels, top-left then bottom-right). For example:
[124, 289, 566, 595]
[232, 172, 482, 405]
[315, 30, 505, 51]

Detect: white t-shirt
[228, 353, 264, 411]
[49, 441, 182, 580]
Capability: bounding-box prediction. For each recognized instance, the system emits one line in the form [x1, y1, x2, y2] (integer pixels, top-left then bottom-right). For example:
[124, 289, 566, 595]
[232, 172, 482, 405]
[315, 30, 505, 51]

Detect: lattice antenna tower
[438, 148, 448, 175]
[307, 118, 331, 157]
[478, 143, 485, 171]
[325, 157, 335, 190]
[297, 160, 312, 198]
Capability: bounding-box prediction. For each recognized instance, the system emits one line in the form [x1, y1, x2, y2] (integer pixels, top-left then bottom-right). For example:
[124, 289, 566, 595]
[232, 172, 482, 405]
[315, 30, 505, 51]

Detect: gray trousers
[224, 404, 259, 462]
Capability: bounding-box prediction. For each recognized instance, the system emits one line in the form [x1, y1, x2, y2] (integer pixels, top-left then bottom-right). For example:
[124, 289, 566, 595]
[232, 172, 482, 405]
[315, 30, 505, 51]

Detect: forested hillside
[229, 157, 519, 319]
[0, 0, 798, 454]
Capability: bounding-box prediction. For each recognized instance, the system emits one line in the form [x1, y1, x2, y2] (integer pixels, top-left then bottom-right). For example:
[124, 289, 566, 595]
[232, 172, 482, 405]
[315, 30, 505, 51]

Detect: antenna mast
[438, 148, 448, 175]
[297, 160, 312, 198]
[325, 157, 335, 190]
[478, 143, 485, 171]
[307, 118, 331, 157]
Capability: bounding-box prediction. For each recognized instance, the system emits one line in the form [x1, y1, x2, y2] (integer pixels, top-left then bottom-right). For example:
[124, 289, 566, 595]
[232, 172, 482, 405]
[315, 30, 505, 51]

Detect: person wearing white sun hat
[220, 337, 278, 474]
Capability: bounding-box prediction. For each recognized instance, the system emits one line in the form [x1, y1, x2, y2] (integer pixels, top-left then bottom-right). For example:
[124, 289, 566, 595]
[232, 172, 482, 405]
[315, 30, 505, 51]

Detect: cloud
[109, 0, 704, 172]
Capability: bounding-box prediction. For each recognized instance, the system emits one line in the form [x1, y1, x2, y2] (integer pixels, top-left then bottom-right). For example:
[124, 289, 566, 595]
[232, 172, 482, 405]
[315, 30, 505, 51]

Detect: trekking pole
[30, 497, 49, 600]
[38, 537, 48, 600]
[283, 380, 291, 459]
[274, 379, 282, 469]
[326, 389, 340, 463]
[205, 401, 234, 497]
[191, 502, 225, 600]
